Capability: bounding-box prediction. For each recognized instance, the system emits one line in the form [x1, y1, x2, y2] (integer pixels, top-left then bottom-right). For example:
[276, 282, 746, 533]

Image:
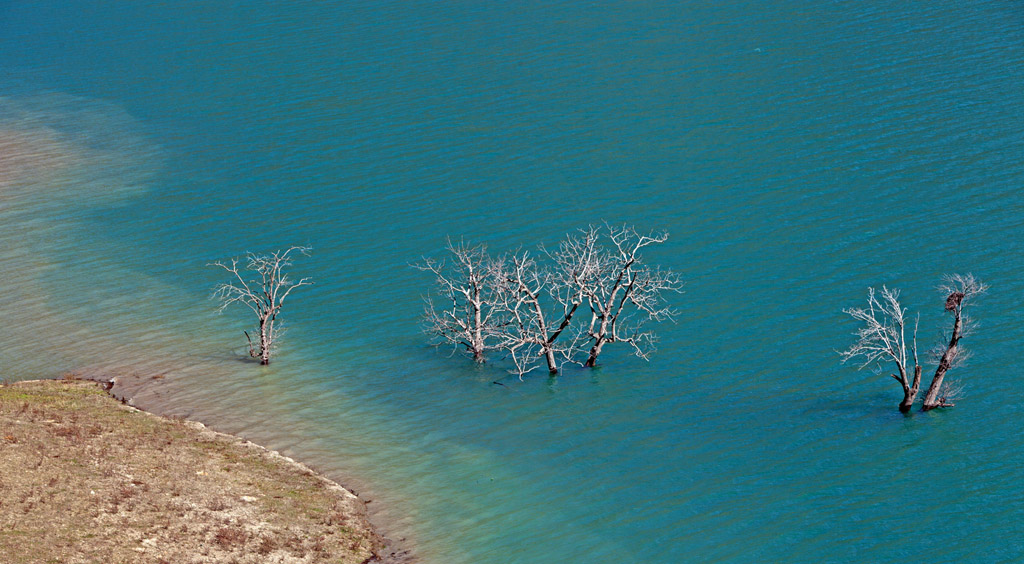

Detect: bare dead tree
[211, 247, 313, 365]
[552, 224, 683, 367]
[415, 239, 507, 363]
[417, 226, 681, 376]
[921, 273, 987, 411]
[494, 251, 585, 376]
[840, 286, 922, 413]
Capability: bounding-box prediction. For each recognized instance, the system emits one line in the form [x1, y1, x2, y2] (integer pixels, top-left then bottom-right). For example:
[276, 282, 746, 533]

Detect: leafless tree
[921, 273, 987, 411]
[417, 226, 681, 376]
[552, 225, 683, 367]
[415, 240, 506, 363]
[841, 274, 987, 412]
[494, 251, 584, 376]
[840, 286, 922, 413]
[211, 247, 313, 365]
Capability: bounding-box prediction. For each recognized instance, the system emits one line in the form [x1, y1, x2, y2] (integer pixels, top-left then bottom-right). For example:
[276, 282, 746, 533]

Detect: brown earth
[0, 378, 388, 564]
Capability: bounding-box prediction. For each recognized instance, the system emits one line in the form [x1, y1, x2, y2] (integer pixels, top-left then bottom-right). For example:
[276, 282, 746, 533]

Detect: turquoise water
[3, 1, 1024, 562]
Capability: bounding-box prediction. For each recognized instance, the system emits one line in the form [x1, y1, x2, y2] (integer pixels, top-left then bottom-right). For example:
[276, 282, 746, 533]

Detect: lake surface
[3, 1, 1024, 562]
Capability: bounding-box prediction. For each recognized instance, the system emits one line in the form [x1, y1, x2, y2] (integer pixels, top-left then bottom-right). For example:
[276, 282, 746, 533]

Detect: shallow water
[3, 1, 1024, 562]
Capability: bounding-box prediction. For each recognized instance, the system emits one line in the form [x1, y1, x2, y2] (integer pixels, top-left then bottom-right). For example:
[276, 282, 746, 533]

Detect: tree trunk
[259, 320, 271, 365]
[922, 312, 962, 411]
[585, 336, 607, 367]
[524, 296, 559, 374]
[540, 297, 578, 375]
[544, 348, 558, 374]
[473, 297, 483, 362]
[898, 365, 922, 413]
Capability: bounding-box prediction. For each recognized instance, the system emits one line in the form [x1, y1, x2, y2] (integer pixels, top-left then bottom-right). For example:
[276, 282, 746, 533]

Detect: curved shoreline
[41, 373, 417, 564]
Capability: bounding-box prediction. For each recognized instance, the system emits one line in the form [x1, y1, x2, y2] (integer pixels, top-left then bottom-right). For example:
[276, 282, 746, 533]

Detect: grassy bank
[0, 378, 385, 564]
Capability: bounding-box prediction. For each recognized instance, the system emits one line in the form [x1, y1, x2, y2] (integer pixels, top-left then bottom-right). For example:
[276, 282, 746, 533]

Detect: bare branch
[938, 273, 988, 306]
[491, 249, 589, 376]
[549, 224, 682, 367]
[839, 286, 908, 373]
[935, 379, 966, 407]
[840, 285, 923, 412]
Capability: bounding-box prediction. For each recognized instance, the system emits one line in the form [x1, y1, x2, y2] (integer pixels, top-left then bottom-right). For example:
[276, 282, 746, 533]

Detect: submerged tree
[840, 286, 922, 413]
[416, 225, 682, 376]
[841, 274, 986, 412]
[554, 225, 683, 367]
[921, 273, 988, 411]
[415, 239, 506, 363]
[211, 246, 313, 365]
[495, 250, 585, 375]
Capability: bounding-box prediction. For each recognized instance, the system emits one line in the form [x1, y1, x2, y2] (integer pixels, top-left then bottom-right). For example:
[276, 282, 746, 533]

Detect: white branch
[839, 286, 916, 388]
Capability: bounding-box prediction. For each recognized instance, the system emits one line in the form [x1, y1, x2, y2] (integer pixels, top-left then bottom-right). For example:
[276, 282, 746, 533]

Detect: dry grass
[0, 379, 385, 563]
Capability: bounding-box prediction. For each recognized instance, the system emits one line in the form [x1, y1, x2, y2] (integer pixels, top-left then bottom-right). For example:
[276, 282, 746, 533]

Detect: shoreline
[15, 373, 418, 564]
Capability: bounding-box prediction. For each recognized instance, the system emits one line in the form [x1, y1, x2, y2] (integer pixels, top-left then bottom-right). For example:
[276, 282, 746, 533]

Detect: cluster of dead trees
[840, 273, 987, 413]
[416, 224, 683, 376]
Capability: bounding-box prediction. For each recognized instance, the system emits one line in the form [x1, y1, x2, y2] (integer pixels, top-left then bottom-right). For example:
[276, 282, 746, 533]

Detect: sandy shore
[0, 377, 416, 564]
